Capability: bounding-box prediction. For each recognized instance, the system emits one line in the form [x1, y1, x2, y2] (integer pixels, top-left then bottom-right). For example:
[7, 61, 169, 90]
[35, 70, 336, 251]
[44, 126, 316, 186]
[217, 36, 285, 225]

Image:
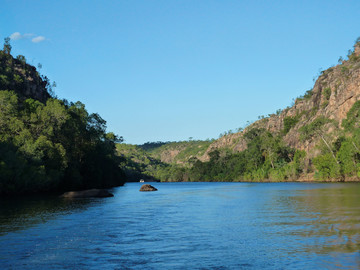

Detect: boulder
[139, 184, 158, 192]
[61, 189, 114, 198]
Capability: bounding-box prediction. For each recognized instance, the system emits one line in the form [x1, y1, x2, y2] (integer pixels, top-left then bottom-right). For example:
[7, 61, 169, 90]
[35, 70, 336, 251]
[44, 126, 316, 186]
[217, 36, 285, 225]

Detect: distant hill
[144, 140, 213, 164]
[116, 143, 189, 182]
[116, 144, 168, 182]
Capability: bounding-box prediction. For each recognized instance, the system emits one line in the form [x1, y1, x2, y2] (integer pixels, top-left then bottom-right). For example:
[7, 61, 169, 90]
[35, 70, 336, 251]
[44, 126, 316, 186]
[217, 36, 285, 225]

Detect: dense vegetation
[117, 132, 305, 182]
[116, 144, 169, 181]
[116, 143, 189, 182]
[151, 129, 306, 182]
[132, 102, 360, 183]
[0, 39, 125, 195]
[310, 102, 360, 180]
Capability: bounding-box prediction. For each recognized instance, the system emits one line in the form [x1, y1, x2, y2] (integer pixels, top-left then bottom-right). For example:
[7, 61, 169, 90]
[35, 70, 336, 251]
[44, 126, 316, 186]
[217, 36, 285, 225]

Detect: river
[1, 182, 360, 269]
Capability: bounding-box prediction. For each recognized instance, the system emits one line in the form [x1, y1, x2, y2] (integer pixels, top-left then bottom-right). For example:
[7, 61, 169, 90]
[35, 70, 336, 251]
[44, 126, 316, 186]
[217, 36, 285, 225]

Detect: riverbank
[157, 175, 360, 183]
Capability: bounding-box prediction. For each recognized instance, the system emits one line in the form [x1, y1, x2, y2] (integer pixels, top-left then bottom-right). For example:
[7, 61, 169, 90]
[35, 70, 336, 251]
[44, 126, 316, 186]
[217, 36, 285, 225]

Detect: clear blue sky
[1, 0, 360, 144]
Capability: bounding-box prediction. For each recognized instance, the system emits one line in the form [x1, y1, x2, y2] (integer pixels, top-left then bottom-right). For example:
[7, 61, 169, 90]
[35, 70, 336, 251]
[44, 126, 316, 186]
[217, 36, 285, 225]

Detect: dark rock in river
[139, 184, 158, 192]
[61, 189, 114, 198]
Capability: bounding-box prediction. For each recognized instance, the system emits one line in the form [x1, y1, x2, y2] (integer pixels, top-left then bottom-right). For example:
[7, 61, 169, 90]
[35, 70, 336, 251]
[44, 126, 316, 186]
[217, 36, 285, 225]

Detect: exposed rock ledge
[61, 189, 114, 198]
[139, 184, 158, 192]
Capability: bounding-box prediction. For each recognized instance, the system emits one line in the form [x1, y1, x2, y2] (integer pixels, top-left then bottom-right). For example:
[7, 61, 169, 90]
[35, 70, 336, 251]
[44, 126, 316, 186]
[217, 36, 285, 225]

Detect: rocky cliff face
[148, 140, 212, 164]
[140, 42, 360, 166]
[0, 51, 50, 103]
[13, 63, 50, 103]
[159, 148, 184, 163]
[198, 42, 360, 161]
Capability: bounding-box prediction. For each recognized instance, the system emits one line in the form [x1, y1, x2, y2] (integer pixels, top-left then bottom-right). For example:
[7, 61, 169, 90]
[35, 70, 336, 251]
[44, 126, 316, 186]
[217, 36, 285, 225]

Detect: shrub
[303, 89, 313, 99]
[323, 87, 331, 100]
[283, 116, 299, 135]
[313, 153, 340, 180]
[299, 116, 331, 141]
[337, 141, 358, 176]
[342, 101, 360, 131]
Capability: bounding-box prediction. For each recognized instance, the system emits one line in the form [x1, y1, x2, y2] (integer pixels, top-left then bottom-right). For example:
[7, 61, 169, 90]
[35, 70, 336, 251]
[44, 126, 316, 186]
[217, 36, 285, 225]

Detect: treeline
[156, 100, 360, 182]
[156, 129, 306, 182]
[137, 106, 360, 183]
[138, 141, 170, 152]
[0, 40, 125, 195]
[116, 130, 305, 182]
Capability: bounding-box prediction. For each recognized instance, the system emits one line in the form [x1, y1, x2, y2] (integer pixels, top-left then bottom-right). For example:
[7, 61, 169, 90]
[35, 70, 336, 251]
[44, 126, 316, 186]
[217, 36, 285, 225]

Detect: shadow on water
[0, 195, 102, 235]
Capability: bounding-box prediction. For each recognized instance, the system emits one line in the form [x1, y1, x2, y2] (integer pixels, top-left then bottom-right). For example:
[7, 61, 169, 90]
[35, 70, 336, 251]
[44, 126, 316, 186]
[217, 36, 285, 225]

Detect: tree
[336, 139, 359, 176]
[338, 56, 344, 64]
[16, 55, 26, 64]
[209, 150, 220, 162]
[3, 37, 11, 55]
[342, 101, 360, 131]
[313, 153, 340, 179]
[283, 116, 299, 134]
[300, 117, 338, 163]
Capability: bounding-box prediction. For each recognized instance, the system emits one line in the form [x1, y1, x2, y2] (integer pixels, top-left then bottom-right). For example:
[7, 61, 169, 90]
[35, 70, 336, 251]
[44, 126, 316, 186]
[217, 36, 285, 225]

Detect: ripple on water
[1, 182, 360, 269]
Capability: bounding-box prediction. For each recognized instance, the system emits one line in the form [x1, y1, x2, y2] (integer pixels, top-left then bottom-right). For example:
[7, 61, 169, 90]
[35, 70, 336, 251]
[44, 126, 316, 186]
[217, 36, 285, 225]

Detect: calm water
[1, 182, 360, 269]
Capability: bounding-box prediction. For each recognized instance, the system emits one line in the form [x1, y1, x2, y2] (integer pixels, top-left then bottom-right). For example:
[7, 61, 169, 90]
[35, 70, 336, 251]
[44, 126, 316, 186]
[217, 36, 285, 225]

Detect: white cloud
[31, 36, 46, 43]
[9, 32, 46, 43]
[10, 32, 23, 40]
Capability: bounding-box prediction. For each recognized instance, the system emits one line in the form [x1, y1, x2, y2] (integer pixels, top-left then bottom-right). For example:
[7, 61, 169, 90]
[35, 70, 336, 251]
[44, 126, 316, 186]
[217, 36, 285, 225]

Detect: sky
[1, 0, 360, 144]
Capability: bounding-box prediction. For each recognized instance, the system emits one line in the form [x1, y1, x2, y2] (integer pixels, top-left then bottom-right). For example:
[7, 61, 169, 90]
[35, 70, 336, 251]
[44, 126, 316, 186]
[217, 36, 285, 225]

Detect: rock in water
[61, 189, 114, 198]
[139, 184, 158, 192]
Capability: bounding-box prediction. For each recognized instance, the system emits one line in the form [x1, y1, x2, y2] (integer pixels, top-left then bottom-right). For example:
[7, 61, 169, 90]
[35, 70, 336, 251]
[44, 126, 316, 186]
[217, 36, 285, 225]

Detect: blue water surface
[1, 182, 360, 269]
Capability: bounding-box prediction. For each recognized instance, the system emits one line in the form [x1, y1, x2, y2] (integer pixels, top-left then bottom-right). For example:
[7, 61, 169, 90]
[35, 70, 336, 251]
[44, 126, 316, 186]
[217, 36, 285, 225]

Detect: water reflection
[0, 195, 101, 235]
[268, 184, 360, 256]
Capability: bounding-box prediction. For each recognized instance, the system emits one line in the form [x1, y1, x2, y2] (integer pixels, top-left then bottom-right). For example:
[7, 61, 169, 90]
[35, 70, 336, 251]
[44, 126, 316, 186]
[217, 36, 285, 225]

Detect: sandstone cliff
[147, 41, 360, 166]
[198, 41, 360, 161]
[0, 51, 50, 103]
